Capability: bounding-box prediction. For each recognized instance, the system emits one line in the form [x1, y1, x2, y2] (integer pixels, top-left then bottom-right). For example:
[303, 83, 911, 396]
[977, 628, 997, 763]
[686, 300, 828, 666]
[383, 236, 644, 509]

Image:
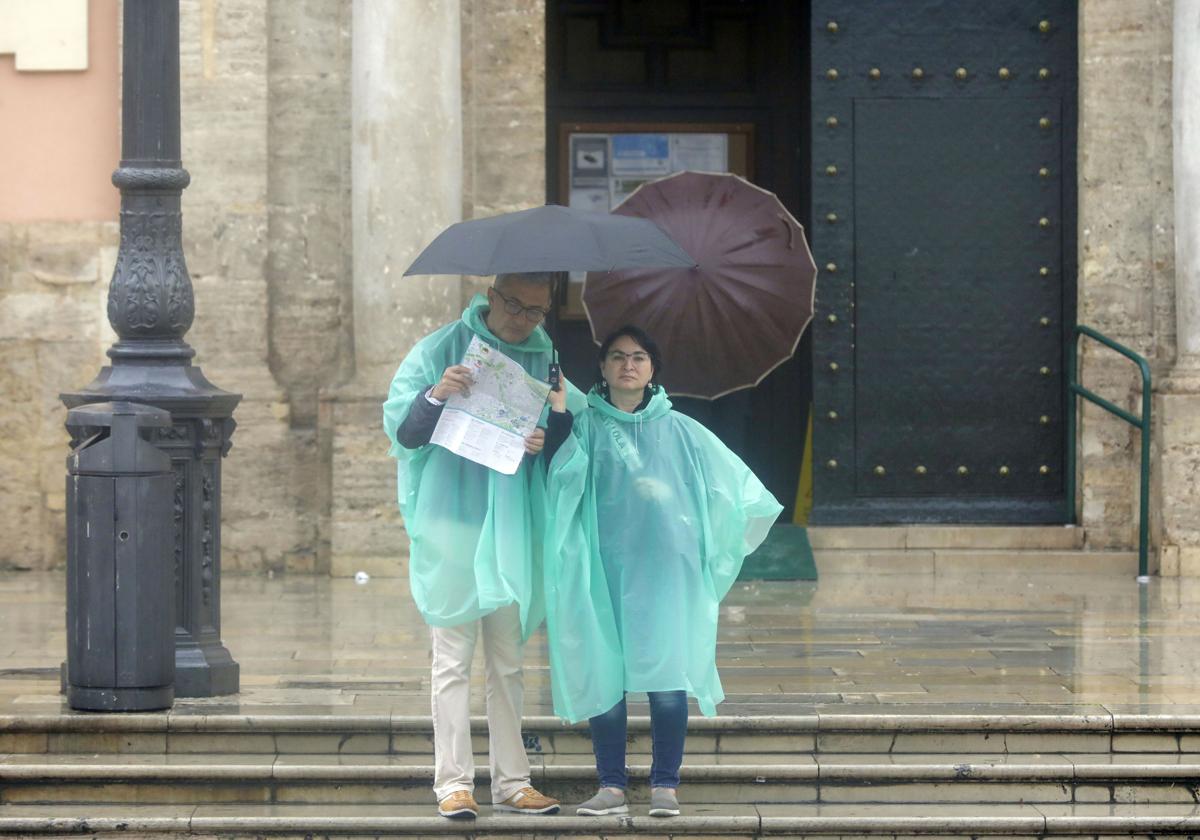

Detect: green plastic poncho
[382, 293, 585, 636]
[544, 386, 783, 722]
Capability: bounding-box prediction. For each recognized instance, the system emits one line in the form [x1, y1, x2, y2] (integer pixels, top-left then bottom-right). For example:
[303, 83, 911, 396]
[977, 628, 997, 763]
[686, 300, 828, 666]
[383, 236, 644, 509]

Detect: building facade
[1, 0, 1197, 575]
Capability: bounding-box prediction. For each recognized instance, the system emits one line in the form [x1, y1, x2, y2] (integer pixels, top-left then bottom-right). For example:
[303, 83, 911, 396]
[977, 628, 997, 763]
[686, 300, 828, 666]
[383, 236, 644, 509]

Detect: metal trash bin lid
[66, 400, 172, 430]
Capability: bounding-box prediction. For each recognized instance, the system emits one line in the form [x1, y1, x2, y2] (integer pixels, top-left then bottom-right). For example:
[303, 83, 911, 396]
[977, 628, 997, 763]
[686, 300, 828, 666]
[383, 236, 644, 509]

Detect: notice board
[556, 122, 754, 319]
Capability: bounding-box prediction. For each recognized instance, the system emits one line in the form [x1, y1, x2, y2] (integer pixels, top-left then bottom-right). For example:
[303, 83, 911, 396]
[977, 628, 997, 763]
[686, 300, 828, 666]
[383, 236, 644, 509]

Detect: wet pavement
[2, 568, 1198, 717]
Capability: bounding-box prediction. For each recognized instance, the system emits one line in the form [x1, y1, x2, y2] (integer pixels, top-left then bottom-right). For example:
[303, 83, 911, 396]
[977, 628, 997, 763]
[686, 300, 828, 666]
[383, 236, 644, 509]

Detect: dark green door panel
[810, 0, 1077, 524]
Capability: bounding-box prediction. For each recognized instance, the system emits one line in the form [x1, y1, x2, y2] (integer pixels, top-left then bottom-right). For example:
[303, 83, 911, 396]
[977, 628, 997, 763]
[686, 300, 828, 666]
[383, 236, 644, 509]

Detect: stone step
[5, 754, 1200, 806]
[4, 801, 1200, 836]
[808, 525, 1087, 551]
[5, 713, 1198, 756]
[812, 547, 1138, 576]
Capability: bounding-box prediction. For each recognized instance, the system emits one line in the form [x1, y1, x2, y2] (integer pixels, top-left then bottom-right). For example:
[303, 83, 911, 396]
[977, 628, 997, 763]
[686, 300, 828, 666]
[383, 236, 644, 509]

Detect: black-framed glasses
[605, 350, 651, 365]
[492, 288, 550, 323]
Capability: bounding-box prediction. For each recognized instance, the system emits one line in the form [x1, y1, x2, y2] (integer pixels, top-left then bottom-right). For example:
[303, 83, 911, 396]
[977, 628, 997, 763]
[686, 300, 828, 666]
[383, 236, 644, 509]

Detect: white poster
[569, 187, 609, 213]
[669, 133, 728, 173]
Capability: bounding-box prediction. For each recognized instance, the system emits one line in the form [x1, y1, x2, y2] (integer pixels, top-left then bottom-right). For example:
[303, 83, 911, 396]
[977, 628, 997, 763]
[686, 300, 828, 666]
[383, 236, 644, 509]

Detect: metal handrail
[1065, 325, 1152, 581]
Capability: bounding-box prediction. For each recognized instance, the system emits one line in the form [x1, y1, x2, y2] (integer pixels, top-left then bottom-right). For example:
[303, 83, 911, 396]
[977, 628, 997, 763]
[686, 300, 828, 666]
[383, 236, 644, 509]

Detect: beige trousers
[430, 603, 531, 803]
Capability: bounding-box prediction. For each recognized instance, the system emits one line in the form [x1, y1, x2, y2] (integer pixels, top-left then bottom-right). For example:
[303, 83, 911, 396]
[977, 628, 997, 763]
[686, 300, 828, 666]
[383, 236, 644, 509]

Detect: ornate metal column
[61, 0, 241, 697]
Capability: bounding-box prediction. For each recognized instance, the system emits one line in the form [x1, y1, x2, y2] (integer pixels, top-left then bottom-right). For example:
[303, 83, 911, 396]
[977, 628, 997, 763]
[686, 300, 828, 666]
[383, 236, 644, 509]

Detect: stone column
[318, 0, 463, 577]
[1175, 0, 1200, 369]
[1158, 0, 1200, 574]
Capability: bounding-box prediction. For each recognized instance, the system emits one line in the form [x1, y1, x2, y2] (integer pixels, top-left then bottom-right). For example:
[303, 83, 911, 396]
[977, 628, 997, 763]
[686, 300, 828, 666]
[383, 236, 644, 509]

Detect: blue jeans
[588, 691, 688, 789]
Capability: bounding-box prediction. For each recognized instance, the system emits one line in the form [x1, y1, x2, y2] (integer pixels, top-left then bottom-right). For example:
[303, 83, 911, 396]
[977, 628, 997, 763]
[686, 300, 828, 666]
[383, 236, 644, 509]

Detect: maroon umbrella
[583, 171, 817, 400]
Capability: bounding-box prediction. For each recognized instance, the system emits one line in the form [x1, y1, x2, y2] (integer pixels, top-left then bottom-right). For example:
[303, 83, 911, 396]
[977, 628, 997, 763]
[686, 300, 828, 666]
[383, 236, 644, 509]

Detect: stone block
[0, 222, 13, 291]
[469, 1, 545, 109]
[167, 733, 277, 754]
[10, 221, 108, 288]
[1110, 733, 1179, 752]
[0, 341, 50, 570]
[267, 0, 351, 78]
[1158, 394, 1200, 551]
[1074, 784, 1114, 802]
[472, 106, 547, 209]
[269, 77, 348, 188]
[814, 550, 936, 575]
[220, 402, 321, 573]
[328, 397, 407, 564]
[1080, 0, 1168, 59]
[1174, 545, 1200, 577]
[268, 204, 349, 288]
[0, 733, 49, 753]
[815, 733, 895, 753]
[273, 733, 390, 754]
[331, 553, 405, 579]
[46, 732, 168, 753]
[1005, 732, 1111, 754]
[1080, 60, 1157, 188]
[1159, 544, 1181, 577]
[808, 527, 906, 550]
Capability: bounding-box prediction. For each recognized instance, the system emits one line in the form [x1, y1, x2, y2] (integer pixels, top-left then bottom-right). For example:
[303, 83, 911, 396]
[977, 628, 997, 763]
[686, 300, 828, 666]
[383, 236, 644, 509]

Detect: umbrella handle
[778, 213, 795, 250]
[549, 362, 562, 392]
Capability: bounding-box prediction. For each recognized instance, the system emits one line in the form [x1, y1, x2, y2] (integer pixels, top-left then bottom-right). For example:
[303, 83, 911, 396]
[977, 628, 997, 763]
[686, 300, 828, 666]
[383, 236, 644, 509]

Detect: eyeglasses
[492, 288, 551, 323]
[605, 351, 651, 365]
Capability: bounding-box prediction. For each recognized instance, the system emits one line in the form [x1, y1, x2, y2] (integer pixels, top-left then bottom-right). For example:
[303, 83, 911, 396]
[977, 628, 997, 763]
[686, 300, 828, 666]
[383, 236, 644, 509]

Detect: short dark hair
[495, 272, 558, 294]
[596, 325, 663, 386]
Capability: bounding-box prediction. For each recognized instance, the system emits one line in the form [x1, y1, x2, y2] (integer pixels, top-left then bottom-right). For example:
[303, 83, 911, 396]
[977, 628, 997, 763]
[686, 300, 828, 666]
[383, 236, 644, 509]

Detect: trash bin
[65, 401, 175, 711]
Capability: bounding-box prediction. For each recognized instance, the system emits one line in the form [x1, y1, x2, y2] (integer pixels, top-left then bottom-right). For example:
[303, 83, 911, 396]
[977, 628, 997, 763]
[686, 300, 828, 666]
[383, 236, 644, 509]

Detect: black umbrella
[403, 204, 694, 276]
[405, 204, 692, 393]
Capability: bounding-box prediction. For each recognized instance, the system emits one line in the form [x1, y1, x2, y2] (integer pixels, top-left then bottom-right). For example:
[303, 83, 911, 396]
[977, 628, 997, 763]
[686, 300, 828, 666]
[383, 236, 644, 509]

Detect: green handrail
[1065, 325, 1152, 580]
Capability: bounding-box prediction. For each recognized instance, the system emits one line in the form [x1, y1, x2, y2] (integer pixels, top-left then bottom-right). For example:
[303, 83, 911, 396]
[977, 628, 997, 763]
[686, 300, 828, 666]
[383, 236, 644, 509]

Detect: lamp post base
[175, 638, 240, 698]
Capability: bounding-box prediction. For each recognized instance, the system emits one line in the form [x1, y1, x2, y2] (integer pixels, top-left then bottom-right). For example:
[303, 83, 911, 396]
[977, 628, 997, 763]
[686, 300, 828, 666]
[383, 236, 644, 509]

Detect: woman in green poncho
[543, 325, 782, 818]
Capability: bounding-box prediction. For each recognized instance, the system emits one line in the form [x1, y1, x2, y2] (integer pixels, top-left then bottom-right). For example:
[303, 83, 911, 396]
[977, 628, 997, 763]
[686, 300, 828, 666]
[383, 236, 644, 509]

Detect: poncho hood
[586, 385, 672, 421]
[462, 292, 553, 355]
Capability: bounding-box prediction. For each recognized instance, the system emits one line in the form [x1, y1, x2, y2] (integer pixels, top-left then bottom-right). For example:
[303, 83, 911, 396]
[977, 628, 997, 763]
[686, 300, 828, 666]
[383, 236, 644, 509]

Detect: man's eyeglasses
[605, 351, 651, 366]
[492, 288, 551, 323]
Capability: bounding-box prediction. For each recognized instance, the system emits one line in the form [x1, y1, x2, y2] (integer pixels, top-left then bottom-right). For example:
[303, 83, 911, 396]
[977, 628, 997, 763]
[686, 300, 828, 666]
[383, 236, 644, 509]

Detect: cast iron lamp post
[61, 0, 241, 697]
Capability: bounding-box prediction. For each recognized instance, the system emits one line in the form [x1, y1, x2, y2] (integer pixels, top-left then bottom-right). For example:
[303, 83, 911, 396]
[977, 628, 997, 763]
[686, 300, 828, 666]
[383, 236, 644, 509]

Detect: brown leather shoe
[494, 786, 561, 814]
[438, 790, 479, 819]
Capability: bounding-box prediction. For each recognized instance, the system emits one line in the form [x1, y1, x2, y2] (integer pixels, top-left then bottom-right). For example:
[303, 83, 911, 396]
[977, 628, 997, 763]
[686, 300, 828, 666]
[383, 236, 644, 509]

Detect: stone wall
[177, 0, 350, 574]
[0, 0, 356, 573]
[1077, 0, 1175, 555]
[0, 222, 115, 570]
[461, 0, 547, 305]
[0, 1, 1190, 573]
[261, 0, 354, 572]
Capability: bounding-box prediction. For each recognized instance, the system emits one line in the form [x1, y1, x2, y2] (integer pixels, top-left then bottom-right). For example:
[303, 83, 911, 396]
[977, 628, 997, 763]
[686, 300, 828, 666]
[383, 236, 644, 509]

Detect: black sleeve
[396, 387, 445, 449]
[543, 409, 574, 463]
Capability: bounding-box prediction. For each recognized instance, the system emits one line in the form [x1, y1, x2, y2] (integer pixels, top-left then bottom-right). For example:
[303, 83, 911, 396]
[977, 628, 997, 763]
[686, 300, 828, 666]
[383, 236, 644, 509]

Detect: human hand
[548, 380, 567, 413]
[431, 365, 473, 401]
[525, 427, 546, 455]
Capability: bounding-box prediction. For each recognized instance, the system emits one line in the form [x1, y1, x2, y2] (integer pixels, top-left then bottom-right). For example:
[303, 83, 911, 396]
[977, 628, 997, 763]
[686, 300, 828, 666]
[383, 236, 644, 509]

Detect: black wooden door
[809, 0, 1077, 524]
[546, 0, 810, 519]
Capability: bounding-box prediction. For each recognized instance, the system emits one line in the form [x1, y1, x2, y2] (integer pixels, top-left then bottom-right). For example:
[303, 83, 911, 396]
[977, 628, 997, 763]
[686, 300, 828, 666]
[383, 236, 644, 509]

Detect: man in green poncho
[382, 273, 576, 819]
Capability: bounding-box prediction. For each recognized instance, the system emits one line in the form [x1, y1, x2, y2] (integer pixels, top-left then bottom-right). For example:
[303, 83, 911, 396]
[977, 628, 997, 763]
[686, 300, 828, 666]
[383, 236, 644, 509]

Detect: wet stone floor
[2, 569, 1200, 717]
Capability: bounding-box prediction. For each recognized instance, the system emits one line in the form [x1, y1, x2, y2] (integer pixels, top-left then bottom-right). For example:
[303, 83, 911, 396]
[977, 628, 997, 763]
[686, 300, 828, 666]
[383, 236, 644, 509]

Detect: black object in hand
[549, 363, 562, 392]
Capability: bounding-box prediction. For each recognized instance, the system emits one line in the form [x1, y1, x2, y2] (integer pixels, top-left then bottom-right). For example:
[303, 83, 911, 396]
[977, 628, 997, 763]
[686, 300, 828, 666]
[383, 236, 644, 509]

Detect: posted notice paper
[431, 336, 551, 474]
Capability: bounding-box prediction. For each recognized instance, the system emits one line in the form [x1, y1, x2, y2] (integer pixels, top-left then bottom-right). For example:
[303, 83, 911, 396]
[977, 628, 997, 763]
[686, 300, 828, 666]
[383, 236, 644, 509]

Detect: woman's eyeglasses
[493, 288, 551, 323]
[605, 351, 651, 365]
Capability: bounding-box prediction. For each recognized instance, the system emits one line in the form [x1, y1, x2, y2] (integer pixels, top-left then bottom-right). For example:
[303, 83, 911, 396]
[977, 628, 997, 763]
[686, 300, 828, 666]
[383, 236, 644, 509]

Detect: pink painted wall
[0, 0, 119, 221]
